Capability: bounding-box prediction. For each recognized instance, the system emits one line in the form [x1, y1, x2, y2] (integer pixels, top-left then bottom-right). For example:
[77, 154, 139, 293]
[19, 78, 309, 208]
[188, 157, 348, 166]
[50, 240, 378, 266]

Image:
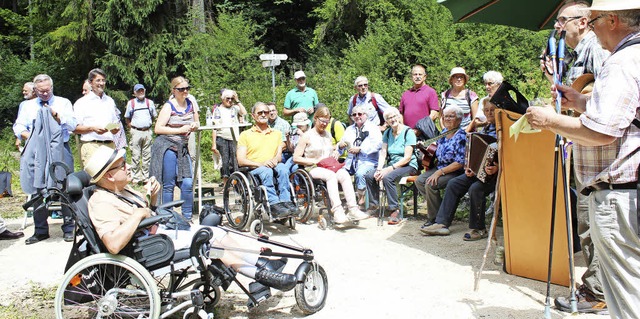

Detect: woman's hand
[374, 166, 392, 181]
[331, 150, 340, 160]
[348, 146, 360, 154]
[426, 170, 442, 186]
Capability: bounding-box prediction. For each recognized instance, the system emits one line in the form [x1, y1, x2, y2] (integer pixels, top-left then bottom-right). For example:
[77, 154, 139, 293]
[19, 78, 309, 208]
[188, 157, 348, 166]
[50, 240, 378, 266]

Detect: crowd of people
[1, 0, 639, 317]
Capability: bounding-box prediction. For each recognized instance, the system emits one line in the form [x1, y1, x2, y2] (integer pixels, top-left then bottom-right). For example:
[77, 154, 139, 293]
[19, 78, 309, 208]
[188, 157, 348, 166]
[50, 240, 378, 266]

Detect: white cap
[449, 67, 469, 81]
[294, 71, 306, 79]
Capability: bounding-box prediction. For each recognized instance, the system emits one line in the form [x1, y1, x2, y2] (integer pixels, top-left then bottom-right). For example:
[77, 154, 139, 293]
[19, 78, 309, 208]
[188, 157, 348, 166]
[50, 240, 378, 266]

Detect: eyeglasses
[36, 88, 52, 95]
[443, 115, 458, 119]
[484, 81, 497, 86]
[587, 14, 605, 29]
[224, 97, 233, 101]
[357, 83, 368, 88]
[108, 161, 126, 172]
[412, 73, 425, 77]
[255, 110, 269, 116]
[317, 118, 330, 124]
[351, 112, 365, 117]
[174, 86, 191, 92]
[554, 15, 583, 26]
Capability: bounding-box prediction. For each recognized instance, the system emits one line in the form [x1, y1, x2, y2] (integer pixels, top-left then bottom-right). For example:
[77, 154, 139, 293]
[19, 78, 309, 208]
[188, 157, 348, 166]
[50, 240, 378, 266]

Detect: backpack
[384, 127, 422, 171]
[352, 93, 383, 125]
[330, 118, 346, 144]
[129, 98, 153, 119]
[440, 88, 471, 110]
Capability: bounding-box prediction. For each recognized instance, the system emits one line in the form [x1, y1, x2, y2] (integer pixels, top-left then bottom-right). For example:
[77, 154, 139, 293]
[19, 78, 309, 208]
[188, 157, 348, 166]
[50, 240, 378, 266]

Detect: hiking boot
[255, 268, 297, 291]
[554, 285, 608, 314]
[420, 219, 436, 230]
[347, 208, 369, 221]
[420, 223, 450, 236]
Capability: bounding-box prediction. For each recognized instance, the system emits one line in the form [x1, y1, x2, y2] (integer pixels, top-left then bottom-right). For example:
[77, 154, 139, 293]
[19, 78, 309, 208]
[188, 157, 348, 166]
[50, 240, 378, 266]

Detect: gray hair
[609, 10, 640, 30]
[351, 105, 366, 115]
[382, 107, 401, 121]
[560, 1, 590, 16]
[24, 82, 35, 90]
[483, 71, 503, 84]
[354, 76, 368, 86]
[252, 101, 267, 113]
[221, 89, 235, 99]
[443, 105, 464, 119]
[88, 68, 106, 82]
[33, 74, 53, 86]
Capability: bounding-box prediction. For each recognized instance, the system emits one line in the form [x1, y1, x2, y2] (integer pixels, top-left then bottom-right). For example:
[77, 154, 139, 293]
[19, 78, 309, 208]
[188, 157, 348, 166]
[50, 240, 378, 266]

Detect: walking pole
[556, 30, 578, 314]
[377, 179, 384, 226]
[543, 30, 558, 319]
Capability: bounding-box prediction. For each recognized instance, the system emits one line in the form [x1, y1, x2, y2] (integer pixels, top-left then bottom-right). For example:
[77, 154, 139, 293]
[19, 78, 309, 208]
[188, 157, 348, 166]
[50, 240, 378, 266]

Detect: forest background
[0, 0, 552, 180]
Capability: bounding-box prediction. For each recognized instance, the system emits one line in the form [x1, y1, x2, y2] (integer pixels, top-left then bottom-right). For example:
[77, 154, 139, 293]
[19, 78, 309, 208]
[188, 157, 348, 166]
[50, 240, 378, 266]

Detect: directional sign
[259, 53, 288, 61]
[262, 60, 281, 68]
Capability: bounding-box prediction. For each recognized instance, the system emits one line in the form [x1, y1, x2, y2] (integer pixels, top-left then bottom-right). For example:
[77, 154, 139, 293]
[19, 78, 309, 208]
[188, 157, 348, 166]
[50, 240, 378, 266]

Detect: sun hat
[571, 73, 595, 95]
[449, 67, 469, 82]
[294, 71, 306, 79]
[85, 145, 126, 183]
[589, 0, 640, 11]
[292, 112, 311, 127]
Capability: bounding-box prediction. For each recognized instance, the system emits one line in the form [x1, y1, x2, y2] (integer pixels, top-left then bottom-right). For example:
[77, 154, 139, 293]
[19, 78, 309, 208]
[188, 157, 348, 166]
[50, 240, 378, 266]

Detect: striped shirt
[574, 32, 640, 187]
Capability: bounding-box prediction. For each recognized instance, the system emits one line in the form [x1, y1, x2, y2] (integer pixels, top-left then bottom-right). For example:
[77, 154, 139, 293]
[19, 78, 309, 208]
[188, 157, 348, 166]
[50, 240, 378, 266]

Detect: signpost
[260, 50, 288, 103]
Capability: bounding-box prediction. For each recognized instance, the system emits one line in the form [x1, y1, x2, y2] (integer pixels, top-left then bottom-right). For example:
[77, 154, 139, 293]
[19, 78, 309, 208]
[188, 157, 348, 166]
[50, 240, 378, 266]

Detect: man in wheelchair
[85, 146, 298, 292]
[236, 102, 297, 217]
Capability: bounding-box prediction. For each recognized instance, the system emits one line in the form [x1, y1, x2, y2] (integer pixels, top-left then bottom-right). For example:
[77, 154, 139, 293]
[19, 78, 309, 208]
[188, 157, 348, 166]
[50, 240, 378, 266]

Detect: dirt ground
[0, 202, 608, 319]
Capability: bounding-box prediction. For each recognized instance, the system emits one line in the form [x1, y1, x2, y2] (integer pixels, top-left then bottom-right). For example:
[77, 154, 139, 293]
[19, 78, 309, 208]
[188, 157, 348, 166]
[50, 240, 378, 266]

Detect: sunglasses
[357, 83, 368, 88]
[351, 112, 365, 117]
[108, 161, 126, 172]
[255, 110, 270, 116]
[224, 97, 233, 101]
[317, 118, 330, 124]
[174, 86, 191, 92]
[587, 14, 605, 29]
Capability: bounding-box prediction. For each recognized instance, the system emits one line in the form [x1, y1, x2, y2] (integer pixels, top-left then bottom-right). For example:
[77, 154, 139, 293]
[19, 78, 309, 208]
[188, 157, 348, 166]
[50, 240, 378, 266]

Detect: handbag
[317, 157, 345, 173]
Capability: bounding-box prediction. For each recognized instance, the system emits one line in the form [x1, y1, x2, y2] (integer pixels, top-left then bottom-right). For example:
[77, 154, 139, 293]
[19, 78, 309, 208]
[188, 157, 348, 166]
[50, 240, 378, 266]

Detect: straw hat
[449, 67, 469, 82]
[292, 112, 311, 127]
[85, 146, 126, 183]
[589, 0, 640, 11]
[571, 73, 595, 95]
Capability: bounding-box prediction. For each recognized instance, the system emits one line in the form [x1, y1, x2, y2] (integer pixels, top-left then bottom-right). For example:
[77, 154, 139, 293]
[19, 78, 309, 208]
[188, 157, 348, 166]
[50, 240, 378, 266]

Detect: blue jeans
[162, 149, 193, 219]
[353, 163, 375, 190]
[250, 164, 292, 205]
[365, 165, 417, 210]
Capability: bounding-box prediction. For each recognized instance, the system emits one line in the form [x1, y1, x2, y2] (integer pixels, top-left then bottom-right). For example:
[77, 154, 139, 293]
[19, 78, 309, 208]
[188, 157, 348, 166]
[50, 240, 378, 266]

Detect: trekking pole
[543, 30, 558, 319]
[377, 179, 384, 226]
[556, 31, 578, 314]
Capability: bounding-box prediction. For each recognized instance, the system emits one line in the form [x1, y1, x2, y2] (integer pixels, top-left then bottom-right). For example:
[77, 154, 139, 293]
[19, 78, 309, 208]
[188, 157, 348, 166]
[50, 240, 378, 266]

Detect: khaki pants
[130, 128, 153, 182]
[80, 141, 116, 167]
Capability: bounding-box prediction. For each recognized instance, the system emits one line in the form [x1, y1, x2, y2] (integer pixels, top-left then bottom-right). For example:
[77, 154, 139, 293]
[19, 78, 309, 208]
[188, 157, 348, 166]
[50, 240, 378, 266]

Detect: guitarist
[414, 105, 467, 232]
[420, 101, 498, 238]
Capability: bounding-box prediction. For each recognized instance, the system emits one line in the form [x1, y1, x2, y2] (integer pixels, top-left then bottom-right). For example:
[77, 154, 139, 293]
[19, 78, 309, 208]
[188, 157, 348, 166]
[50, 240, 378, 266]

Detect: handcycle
[35, 164, 327, 318]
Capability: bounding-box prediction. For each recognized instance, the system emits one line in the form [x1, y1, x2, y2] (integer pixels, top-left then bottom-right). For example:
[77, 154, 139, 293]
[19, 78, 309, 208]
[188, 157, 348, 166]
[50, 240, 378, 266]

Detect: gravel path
[0, 214, 605, 319]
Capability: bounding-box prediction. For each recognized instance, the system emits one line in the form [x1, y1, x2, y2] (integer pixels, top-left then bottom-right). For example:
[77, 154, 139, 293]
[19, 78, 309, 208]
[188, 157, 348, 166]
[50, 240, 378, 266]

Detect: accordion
[465, 133, 498, 183]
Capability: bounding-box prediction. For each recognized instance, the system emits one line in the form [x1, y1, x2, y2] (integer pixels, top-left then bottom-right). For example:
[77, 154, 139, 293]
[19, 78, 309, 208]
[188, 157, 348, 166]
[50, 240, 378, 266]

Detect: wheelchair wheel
[249, 219, 263, 237]
[54, 253, 160, 319]
[192, 281, 221, 312]
[294, 263, 328, 315]
[290, 170, 314, 223]
[223, 172, 254, 231]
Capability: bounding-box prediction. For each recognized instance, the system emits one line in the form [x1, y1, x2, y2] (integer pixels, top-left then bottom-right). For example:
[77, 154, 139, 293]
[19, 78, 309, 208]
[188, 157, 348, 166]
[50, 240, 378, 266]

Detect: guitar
[415, 128, 461, 169]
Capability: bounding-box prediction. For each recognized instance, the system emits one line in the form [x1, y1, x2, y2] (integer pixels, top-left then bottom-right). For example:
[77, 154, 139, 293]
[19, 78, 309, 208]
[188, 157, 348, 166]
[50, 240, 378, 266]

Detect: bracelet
[440, 169, 446, 176]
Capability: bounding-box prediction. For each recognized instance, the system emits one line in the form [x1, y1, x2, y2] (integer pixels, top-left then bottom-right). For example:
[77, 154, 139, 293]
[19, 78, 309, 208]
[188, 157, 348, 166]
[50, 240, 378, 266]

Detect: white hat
[292, 112, 311, 127]
[449, 67, 469, 81]
[589, 0, 640, 10]
[294, 71, 306, 79]
[85, 146, 126, 183]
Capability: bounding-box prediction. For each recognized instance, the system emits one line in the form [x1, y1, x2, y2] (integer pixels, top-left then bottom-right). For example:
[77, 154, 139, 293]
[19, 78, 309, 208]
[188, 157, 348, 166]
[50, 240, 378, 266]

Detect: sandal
[388, 210, 400, 225]
[463, 229, 488, 241]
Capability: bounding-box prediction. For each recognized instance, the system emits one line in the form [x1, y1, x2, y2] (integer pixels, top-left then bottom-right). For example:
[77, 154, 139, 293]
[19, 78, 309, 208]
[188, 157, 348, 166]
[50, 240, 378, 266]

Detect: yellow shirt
[238, 126, 283, 163]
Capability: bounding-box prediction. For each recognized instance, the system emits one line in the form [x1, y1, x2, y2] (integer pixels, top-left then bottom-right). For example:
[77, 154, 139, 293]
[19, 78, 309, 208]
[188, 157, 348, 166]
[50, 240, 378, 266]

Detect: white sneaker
[347, 208, 369, 221]
[333, 210, 349, 224]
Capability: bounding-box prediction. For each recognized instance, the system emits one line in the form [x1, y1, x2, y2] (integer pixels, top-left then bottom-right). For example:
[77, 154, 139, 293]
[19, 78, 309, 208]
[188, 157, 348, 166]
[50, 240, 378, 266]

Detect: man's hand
[348, 146, 360, 154]
[14, 138, 21, 151]
[525, 104, 558, 130]
[552, 84, 586, 112]
[93, 126, 108, 134]
[413, 128, 422, 138]
[464, 167, 475, 177]
[145, 176, 161, 205]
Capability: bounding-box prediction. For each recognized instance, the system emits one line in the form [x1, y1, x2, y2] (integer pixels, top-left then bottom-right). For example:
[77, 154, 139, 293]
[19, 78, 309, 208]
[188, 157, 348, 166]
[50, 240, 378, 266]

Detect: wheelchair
[41, 165, 328, 318]
[289, 168, 360, 231]
[223, 167, 305, 236]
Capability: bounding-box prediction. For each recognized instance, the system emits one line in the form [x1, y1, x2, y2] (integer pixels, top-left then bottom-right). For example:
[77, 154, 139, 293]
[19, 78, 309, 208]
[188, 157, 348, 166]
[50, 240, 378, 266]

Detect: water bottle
[205, 107, 213, 127]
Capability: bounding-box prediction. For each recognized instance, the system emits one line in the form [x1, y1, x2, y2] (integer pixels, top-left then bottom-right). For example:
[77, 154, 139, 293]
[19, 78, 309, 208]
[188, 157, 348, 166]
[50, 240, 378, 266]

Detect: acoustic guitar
[415, 128, 461, 169]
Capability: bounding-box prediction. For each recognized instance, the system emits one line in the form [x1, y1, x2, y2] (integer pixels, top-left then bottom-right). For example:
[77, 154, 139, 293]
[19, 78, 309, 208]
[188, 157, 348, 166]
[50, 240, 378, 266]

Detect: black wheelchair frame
[34, 165, 327, 319]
